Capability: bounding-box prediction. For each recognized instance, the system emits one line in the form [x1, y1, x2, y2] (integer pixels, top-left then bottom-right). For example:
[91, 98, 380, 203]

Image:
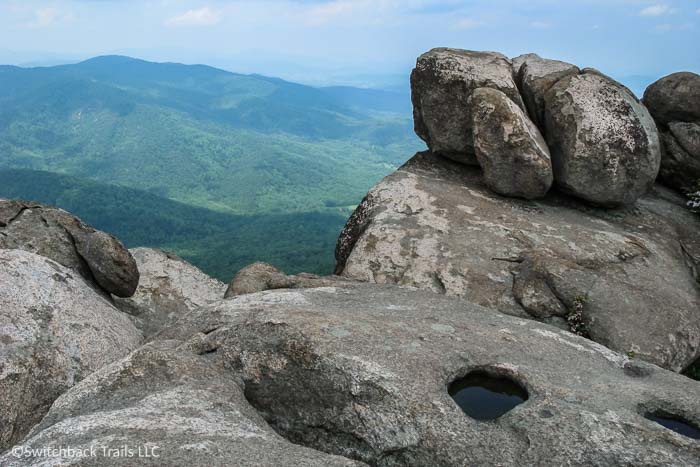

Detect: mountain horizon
[0, 52, 664, 97]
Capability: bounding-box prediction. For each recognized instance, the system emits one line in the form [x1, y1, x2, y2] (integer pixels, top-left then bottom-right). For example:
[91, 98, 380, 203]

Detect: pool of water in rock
[646, 414, 700, 440]
[449, 371, 528, 420]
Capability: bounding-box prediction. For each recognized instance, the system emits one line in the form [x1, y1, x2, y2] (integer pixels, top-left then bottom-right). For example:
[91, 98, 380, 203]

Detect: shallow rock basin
[449, 371, 529, 420]
[646, 413, 700, 440]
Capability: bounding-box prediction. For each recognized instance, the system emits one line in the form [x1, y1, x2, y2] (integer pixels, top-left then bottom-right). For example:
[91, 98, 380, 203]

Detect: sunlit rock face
[542, 69, 660, 207]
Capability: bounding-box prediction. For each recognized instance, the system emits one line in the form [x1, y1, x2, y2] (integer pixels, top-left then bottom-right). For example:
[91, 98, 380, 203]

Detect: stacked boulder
[643, 72, 700, 192]
[411, 49, 661, 206]
[411, 49, 526, 165]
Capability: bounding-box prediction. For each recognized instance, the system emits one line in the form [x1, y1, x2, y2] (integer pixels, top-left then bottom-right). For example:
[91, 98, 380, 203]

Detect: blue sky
[0, 0, 698, 88]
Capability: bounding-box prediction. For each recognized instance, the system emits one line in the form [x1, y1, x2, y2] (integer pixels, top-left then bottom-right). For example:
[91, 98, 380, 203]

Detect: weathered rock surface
[0, 199, 139, 297]
[225, 262, 353, 298]
[643, 72, 700, 127]
[1, 340, 364, 466]
[114, 248, 226, 337]
[644, 72, 700, 192]
[658, 129, 700, 191]
[412, 49, 662, 206]
[470, 87, 553, 199]
[510, 53, 538, 75]
[681, 229, 700, 285]
[336, 151, 700, 371]
[643, 72, 700, 192]
[410, 48, 524, 164]
[0, 249, 142, 451]
[544, 70, 661, 206]
[515, 53, 579, 130]
[671, 122, 700, 157]
[158, 285, 700, 466]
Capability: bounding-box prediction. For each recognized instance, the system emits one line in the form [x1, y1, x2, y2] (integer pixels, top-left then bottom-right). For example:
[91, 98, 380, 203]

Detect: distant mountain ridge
[0, 55, 411, 137]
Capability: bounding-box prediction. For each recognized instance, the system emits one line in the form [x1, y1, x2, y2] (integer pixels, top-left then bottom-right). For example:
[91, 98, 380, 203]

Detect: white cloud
[639, 4, 670, 16]
[166, 6, 221, 27]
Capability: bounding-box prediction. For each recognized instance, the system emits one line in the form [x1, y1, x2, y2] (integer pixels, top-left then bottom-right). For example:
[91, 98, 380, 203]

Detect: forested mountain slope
[0, 56, 423, 276]
[0, 169, 347, 280]
[0, 56, 421, 214]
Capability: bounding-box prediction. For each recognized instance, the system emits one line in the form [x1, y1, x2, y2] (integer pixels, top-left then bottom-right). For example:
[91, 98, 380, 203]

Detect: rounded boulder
[544, 70, 661, 206]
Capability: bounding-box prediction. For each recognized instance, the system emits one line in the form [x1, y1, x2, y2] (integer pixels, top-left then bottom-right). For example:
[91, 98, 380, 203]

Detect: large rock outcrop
[643, 72, 700, 192]
[411, 48, 524, 165]
[1, 341, 364, 466]
[543, 70, 661, 206]
[114, 248, 227, 337]
[0, 199, 139, 297]
[469, 87, 553, 199]
[155, 285, 700, 466]
[411, 50, 662, 206]
[0, 249, 142, 451]
[336, 151, 700, 372]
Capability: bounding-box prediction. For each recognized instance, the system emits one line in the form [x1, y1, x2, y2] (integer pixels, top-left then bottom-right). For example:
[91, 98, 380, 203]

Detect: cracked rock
[159, 285, 700, 466]
[1, 340, 364, 467]
[336, 151, 700, 371]
[658, 128, 700, 191]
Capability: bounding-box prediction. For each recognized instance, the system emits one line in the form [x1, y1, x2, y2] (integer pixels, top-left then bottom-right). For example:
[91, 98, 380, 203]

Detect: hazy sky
[0, 0, 698, 87]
